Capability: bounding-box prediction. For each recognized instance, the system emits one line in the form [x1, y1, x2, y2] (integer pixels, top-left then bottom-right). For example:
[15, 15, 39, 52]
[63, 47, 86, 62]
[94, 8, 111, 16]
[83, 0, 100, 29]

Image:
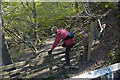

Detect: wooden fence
[71, 62, 120, 79]
[0, 45, 84, 79]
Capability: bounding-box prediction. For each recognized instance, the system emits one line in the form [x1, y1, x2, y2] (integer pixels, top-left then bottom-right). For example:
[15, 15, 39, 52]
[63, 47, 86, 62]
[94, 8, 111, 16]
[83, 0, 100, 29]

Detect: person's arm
[51, 35, 61, 51]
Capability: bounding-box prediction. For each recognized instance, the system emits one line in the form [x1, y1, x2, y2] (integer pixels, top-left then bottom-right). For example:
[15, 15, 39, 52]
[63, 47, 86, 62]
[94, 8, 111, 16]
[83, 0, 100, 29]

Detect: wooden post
[87, 22, 94, 62]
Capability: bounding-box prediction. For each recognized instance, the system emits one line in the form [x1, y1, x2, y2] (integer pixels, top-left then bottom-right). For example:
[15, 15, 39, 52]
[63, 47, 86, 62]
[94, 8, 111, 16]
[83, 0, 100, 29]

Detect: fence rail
[71, 62, 120, 79]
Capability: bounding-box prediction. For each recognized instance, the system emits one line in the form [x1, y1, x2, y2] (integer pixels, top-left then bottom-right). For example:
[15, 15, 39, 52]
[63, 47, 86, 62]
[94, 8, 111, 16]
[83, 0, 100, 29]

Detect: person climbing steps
[48, 26, 78, 69]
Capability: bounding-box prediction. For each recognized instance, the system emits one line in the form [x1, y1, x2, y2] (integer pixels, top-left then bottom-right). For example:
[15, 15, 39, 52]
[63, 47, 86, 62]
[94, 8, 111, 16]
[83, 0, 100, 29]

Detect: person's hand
[62, 42, 66, 47]
[48, 50, 52, 55]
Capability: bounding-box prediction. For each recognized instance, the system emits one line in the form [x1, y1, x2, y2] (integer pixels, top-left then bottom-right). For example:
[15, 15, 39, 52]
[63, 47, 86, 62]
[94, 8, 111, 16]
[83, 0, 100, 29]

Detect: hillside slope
[64, 9, 120, 77]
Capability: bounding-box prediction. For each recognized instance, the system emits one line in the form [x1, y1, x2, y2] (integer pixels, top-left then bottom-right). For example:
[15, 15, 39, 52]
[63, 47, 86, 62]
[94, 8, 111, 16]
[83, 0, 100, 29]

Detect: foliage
[109, 50, 116, 60]
[2, 2, 82, 40]
[109, 47, 120, 61]
[2, 2, 82, 60]
[105, 2, 118, 10]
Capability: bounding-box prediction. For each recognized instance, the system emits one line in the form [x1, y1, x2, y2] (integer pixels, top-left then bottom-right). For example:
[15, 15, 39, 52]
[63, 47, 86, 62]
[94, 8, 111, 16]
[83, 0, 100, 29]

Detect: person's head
[51, 26, 58, 34]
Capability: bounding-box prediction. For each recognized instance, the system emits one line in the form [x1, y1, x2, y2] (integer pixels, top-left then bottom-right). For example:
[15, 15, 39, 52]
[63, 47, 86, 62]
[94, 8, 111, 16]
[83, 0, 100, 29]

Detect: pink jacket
[51, 29, 74, 51]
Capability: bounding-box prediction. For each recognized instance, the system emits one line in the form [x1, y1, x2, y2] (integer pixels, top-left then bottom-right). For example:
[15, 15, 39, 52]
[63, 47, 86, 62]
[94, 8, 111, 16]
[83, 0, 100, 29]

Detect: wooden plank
[2, 57, 77, 78]
[1, 45, 84, 78]
[29, 68, 59, 78]
[2, 64, 30, 78]
[2, 72, 9, 78]
[28, 61, 65, 78]
[30, 59, 65, 74]
[2, 68, 22, 77]
[1, 52, 76, 74]
[31, 50, 80, 67]
[16, 55, 66, 77]
[1, 61, 27, 71]
[70, 49, 84, 62]
[2, 63, 34, 78]
[17, 59, 65, 78]
[78, 46, 84, 62]
[38, 68, 58, 78]
[71, 58, 79, 65]
[3, 57, 58, 76]
[15, 53, 76, 78]
[19, 51, 64, 68]
[71, 62, 120, 78]
[38, 65, 63, 78]
[1, 48, 77, 71]
[0, 54, 48, 71]
[28, 54, 65, 68]
[37, 51, 65, 59]
[87, 22, 94, 62]
[27, 51, 80, 74]
[44, 69, 64, 78]
[27, 52, 65, 66]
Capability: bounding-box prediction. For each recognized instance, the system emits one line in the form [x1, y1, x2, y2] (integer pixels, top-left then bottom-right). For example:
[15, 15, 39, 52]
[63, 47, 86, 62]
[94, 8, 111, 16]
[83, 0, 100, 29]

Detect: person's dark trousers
[65, 43, 74, 66]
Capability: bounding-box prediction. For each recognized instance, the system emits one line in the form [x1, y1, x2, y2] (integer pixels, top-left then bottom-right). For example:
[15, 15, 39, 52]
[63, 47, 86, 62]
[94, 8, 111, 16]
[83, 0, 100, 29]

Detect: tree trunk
[0, 1, 13, 66]
[0, 1, 2, 68]
[2, 33, 13, 66]
[33, 2, 39, 45]
[32, 2, 39, 53]
[32, 2, 38, 53]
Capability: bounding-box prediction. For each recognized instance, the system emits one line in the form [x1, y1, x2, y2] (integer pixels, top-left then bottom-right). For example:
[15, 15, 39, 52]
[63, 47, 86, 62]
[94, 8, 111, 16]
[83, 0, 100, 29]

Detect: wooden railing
[0, 45, 84, 78]
[71, 62, 120, 79]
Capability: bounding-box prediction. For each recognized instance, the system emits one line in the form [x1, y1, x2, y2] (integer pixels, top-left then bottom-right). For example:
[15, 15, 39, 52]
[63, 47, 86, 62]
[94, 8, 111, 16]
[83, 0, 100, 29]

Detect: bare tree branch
[2, 6, 18, 16]
[10, 17, 35, 26]
[98, 19, 103, 33]
[61, 8, 112, 20]
[82, 2, 94, 17]
[6, 30, 19, 43]
[21, 1, 32, 22]
[98, 19, 106, 38]
[82, 2, 112, 18]
[26, 2, 33, 12]
[5, 28, 37, 55]
[64, 22, 71, 29]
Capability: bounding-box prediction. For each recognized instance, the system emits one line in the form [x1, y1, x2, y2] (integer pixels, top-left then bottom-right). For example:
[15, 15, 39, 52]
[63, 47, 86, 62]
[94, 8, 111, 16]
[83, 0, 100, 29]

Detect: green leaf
[98, 3, 103, 7]
[105, 4, 109, 8]
[117, 14, 120, 18]
[115, 5, 118, 10]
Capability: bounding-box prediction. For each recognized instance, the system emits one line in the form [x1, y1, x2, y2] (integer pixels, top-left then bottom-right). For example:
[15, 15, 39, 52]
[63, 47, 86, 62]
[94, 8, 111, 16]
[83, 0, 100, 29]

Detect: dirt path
[43, 35, 65, 53]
